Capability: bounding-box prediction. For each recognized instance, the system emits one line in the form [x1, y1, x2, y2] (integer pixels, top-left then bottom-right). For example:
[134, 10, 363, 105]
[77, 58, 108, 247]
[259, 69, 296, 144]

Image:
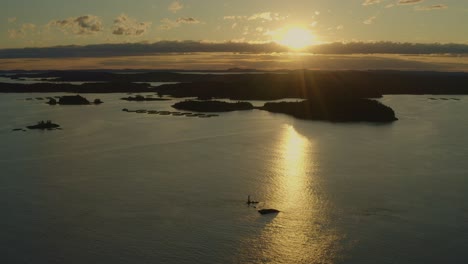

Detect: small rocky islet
[122, 108, 219, 118]
[47, 95, 103, 105]
[121, 95, 170, 102]
[27, 120, 61, 130]
[12, 120, 62, 132]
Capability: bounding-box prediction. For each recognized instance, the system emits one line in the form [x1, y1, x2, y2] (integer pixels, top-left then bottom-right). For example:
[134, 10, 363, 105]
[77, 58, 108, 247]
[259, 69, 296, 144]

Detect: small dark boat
[258, 209, 280, 215]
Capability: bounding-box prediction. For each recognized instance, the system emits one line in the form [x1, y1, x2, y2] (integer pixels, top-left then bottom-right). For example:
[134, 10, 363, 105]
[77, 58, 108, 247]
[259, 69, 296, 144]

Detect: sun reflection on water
[237, 124, 342, 263]
[280, 125, 311, 207]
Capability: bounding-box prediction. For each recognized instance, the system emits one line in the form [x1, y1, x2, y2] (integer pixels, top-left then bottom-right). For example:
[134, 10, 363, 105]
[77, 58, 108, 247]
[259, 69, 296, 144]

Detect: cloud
[364, 16, 377, 25]
[362, 0, 385, 6]
[49, 15, 103, 35]
[308, 42, 468, 55]
[224, 16, 247, 21]
[398, 0, 424, 5]
[7, 17, 17, 23]
[160, 17, 201, 30]
[415, 4, 448, 11]
[168, 1, 183, 13]
[248, 12, 286, 21]
[160, 18, 178, 30]
[7, 23, 36, 39]
[0, 41, 286, 58]
[248, 12, 274, 21]
[176, 17, 200, 24]
[0, 41, 467, 59]
[113, 14, 151, 36]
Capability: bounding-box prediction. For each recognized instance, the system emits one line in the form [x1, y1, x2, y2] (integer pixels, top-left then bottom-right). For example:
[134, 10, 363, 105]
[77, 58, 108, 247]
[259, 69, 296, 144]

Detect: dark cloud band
[0, 41, 467, 59]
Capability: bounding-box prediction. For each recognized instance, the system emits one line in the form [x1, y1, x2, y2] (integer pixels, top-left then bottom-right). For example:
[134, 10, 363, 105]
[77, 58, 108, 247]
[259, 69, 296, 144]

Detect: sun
[272, 26, 316, 50]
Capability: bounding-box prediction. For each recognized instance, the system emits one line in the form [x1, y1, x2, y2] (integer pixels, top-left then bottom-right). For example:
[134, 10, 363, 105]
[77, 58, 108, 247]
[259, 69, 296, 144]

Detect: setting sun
[272, 26, 316, 50]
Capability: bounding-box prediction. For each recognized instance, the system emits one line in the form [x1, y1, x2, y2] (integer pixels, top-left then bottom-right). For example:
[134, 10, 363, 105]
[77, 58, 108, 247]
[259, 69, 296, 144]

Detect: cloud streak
[415, 4, 448, 11]
[397, 0, 424, 5]
[160, 17, 201, 30]
[0, 41, 467, 59]
[362, 0, 385, 6]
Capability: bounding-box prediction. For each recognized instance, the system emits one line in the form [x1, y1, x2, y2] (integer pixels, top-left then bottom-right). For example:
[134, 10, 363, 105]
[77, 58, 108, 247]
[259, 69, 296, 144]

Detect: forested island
[47, 95, 103, 105]
[259, 99, 397, 122]
[172, 99, 397, 122]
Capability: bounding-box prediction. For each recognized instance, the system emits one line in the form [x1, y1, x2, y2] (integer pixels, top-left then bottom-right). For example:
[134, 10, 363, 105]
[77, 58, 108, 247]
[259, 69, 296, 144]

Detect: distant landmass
[2, 70, 468, 122]
[2, 70, 468, 97]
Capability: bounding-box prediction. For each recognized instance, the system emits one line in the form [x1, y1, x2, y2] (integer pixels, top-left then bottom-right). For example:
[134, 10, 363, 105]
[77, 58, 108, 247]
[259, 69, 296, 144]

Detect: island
[26, 120, 61, 130]
[170, 98, 396, 122]
[172, 100, 254, 112]
[259, 98, 398, 122]
[47, 95, 103, 105]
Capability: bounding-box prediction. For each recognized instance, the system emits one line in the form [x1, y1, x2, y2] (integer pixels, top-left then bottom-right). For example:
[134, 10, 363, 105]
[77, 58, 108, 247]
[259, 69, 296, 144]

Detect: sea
[1, 91, 468, 263]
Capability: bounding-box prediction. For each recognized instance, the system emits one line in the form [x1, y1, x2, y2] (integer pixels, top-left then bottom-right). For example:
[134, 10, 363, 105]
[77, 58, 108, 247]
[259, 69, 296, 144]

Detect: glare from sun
[272, 26, 316, 50]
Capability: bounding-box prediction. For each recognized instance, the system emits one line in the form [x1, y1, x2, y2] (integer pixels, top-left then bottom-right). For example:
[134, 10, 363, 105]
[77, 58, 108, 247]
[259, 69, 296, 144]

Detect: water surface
[1, 94, 467, 263]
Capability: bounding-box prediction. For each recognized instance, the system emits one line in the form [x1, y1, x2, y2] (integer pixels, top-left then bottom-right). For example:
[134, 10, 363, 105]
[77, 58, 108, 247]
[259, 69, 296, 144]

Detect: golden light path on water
[239, 125, 342, 263]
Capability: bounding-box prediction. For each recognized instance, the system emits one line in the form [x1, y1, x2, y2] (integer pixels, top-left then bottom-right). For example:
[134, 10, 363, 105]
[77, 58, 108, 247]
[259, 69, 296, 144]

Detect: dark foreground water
[1, 94, 467, 263]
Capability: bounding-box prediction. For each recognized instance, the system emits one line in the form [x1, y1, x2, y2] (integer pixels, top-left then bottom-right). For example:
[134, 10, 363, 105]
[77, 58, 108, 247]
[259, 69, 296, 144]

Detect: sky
[2, 0, 467, 48]
[1, 0, 467, 70]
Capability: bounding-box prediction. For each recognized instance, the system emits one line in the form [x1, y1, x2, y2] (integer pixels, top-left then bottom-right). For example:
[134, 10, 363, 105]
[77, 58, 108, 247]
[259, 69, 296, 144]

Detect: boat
[246, 195, 259, 205]
[258, 209, 280, 215]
